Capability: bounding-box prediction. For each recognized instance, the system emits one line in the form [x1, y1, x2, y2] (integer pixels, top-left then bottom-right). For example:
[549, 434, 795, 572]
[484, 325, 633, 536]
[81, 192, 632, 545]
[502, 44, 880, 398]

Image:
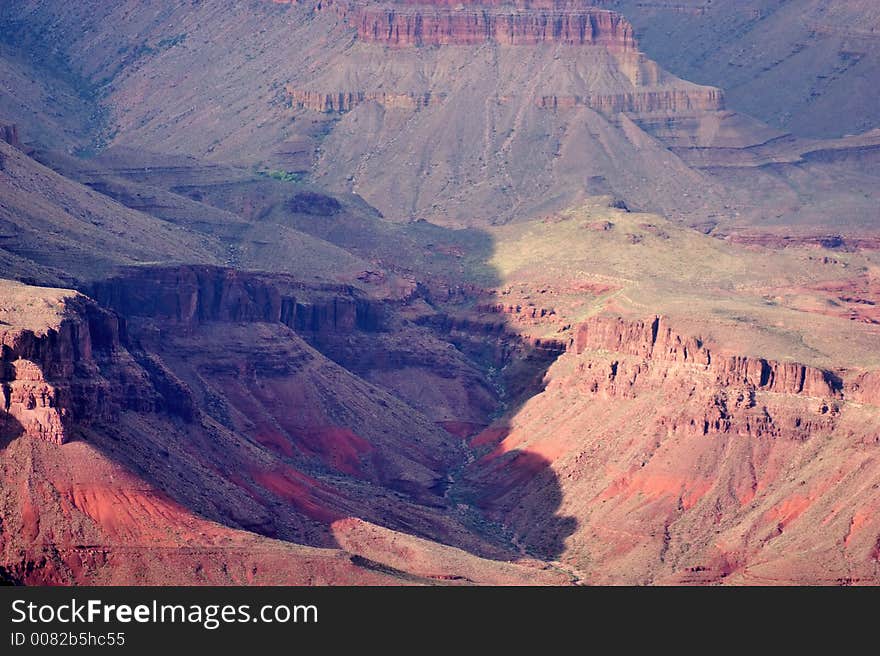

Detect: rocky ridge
[569, 315, 853, 442]
[466, 313, 880, 583]
[355, 4, 637, 48]
[286, 86, 438, 113]
[0, 275, 570, 584]
[0, 290, 138, 446]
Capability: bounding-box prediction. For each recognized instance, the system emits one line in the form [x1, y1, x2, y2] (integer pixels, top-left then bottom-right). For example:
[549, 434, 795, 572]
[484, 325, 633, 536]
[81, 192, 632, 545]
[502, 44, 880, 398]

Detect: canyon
[465, 314, 880, 584]
[0, 0, 879, 586]
[0, 271, 570, 584]
[4, 0, 877, 234]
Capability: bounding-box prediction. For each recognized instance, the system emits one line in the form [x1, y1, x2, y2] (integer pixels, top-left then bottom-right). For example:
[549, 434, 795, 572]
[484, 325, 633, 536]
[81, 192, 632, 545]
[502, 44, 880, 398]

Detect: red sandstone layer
[0, 275, 563, 584]
[574, 315, 843, 400]
[288, 85, 724, 115]
[356, 5, 637, 49]
[465, 314, 880, 584]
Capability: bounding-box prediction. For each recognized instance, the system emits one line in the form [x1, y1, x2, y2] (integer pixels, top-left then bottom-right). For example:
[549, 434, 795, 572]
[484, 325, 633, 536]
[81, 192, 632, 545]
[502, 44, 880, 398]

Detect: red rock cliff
[286, 86, 438, 112]
[466, 313, 880, 584]
[0, 297, 129, 444]
[90, 265, 384, 336]
[562, 315, 860, 442]
[574, 315, 841, 398]
[355, 4, 637, 49]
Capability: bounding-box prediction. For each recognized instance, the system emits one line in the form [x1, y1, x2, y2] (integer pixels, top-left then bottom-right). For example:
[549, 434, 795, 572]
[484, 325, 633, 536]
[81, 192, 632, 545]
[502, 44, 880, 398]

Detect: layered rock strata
[286, 86, 438, 112]
[0, 296, 138, 445]
[356, 5, 638, 49]
[90, 266, 384, 336]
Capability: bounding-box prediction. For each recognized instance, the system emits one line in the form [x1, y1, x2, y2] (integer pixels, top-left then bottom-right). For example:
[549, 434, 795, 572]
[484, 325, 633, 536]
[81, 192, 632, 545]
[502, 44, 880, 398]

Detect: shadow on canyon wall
[471, 446, 579, 561]
[0, 176, 578, 570]
[0, 408, 23, 452]
[0, 411, 28, 585]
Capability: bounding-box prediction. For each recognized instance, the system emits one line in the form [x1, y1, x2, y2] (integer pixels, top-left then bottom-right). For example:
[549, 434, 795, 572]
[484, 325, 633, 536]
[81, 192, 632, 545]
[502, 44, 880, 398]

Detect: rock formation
[574, 316, 841, 399]
[286, 86, 438, 112]
[465, 314, 880, 583]
[536, 88, 724, 114]
[1, 0, 879, 588]
[601, 0, 880, 138]
[564, 315, 849, 443]
[90, 265, 384, 335]
[0, 123, 21, 149]
[356, 5, 637, 49]
[0, 277, 564, 584]
[1, 358, 67, 445]
[0, 292, 128, 445]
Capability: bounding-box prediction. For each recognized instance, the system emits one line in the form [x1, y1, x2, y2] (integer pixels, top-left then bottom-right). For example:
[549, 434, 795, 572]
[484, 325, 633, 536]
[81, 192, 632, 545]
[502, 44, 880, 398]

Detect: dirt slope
[605, 0, 880, 138]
